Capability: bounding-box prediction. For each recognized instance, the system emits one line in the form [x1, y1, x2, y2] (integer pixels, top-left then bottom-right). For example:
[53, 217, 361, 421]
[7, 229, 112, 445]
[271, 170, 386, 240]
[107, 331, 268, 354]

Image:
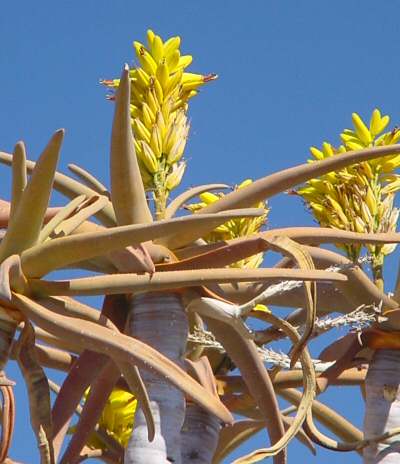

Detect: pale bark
[364, 349, 400, 463]
[125, 292, 188, 464]
[181, 403, 221, 463]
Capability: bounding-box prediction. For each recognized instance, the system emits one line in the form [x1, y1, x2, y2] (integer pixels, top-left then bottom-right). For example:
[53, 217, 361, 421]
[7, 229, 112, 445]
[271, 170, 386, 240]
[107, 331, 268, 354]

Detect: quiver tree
[296, 110, 400, 464]
[1, 30, 400, 464]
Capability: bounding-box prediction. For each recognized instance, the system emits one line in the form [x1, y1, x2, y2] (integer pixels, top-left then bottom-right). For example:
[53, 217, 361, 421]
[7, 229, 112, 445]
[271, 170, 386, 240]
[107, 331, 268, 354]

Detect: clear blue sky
[1, 1, 400, 462]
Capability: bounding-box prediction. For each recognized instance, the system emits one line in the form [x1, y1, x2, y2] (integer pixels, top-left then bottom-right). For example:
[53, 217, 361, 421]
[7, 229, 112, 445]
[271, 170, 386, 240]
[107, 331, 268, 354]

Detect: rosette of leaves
[2, 37, 400, 464]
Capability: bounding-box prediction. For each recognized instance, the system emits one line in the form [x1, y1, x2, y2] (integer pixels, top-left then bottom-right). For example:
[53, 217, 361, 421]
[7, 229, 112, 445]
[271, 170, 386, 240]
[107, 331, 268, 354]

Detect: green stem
[154, 186, 167, 221]
[153, 166, 168, 221]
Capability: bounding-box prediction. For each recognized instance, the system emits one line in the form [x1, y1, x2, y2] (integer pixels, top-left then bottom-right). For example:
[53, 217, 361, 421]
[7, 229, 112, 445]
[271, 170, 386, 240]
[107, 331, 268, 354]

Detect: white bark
[364, 349, 400, 463]
[125, 292, 188, 464]
[181, 403, 221, 463]
[126, 402, 169, 463]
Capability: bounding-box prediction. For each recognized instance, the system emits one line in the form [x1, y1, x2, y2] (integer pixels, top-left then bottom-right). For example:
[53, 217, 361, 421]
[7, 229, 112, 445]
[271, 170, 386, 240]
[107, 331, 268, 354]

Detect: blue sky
[1, 1, 400, 462]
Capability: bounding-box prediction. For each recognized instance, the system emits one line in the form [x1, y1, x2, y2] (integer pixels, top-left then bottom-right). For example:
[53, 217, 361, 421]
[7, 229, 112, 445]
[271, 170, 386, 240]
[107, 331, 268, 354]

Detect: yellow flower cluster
[76, 388, 137, 450]
[103, 30, 217, 218]
[297, 109, 400, 262]
[186, 179, 268, 268]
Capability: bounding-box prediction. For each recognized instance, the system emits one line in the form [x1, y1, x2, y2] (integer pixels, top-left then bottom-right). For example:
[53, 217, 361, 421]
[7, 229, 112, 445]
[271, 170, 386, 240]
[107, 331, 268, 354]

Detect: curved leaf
[12, 293, 234, 425]
[59, 361, 121, 464]
[35, 296, 118, 331]
[68, 164, 109, 197]
[165, 183, 229, 219]
[213, 420, 265, 463]
[51, 350, 110, 461]
[231, 312, 316, 463]
[198, 144, 400, 213]
[174, 228, 400, 262]
[238, 236, 316, 367]
[156, 208, 266, 250]
[303, 246, 398, 314]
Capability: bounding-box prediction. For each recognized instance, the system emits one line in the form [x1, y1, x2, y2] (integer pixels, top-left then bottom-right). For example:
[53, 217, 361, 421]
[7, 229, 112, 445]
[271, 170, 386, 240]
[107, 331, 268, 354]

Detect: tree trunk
[181, 403, 221, 463]
[124, 292, 188, 464]
[363, 349, 400, 463]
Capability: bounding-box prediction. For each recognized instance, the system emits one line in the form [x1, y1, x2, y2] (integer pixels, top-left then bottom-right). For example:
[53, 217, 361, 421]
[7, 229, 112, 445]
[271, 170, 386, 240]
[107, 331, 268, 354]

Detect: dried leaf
[213, 420, 265, 463]
[51, 195, 109, 238]
[0, 380, 15, 462]
[38, 195, 87, 242]
[239, 236, 316, 367]
[15, 321, 54, 463]
[232, 312, 315, 463]
[205, 318, 286, 464]
[279, 388, 363, 453]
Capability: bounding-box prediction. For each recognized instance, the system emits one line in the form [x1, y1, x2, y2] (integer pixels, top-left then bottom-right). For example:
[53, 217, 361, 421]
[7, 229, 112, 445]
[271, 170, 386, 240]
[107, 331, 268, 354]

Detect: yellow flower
[296, 109, 400, 263]
[102, 30, 217, 218]
[71, 388, 137, 450]
[186, 179, 269, 268]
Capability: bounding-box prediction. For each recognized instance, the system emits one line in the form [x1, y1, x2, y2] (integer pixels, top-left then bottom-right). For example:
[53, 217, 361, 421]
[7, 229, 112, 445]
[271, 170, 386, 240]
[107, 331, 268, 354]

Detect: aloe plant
[2, 31, 400, 464]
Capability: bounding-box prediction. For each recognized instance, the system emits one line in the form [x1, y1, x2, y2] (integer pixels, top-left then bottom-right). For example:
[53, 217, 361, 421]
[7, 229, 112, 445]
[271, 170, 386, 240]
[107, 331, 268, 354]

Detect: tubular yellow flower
[71, 388, 137, 450]
[102, 30, 217, 219]
[296, 109, 400, 266]
[165, 161, 186, 190]
[186, 179, 269, 269]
